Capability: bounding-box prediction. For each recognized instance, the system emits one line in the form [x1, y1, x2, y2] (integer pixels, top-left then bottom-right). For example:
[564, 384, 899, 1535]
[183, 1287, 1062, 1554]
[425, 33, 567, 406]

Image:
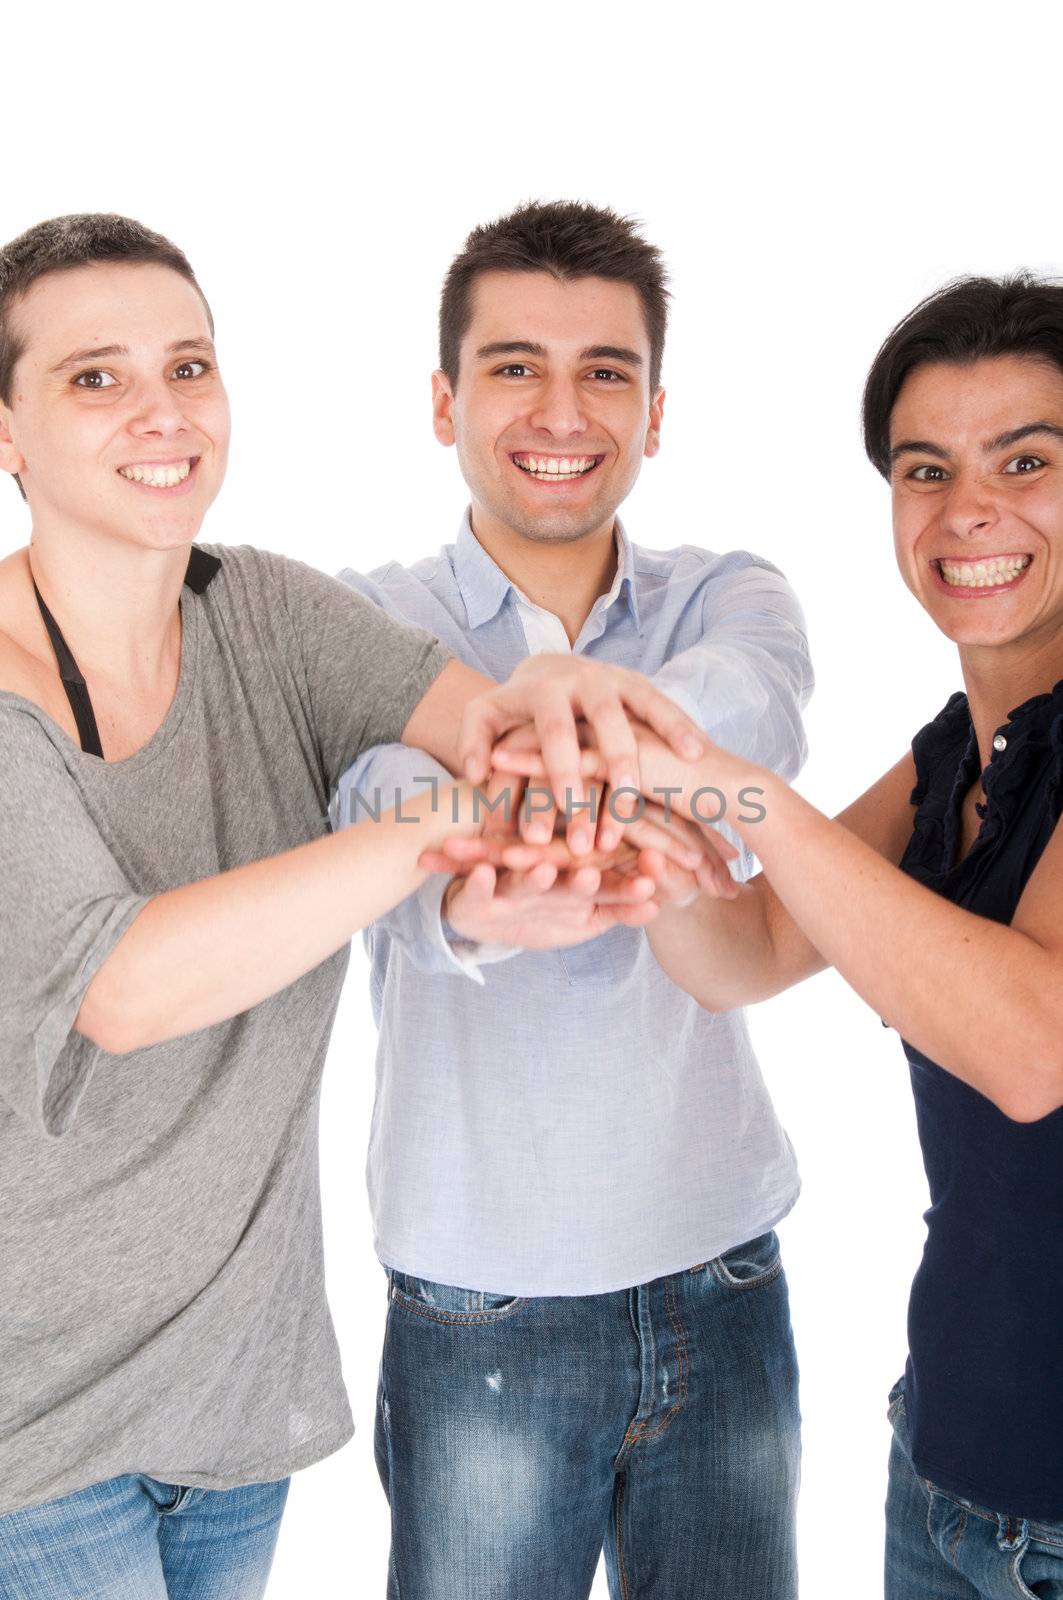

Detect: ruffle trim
[904, 678, 1063, 878]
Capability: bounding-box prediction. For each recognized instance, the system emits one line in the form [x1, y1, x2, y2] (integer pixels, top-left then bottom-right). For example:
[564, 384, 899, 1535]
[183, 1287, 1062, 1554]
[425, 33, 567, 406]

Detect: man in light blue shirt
[335, 202, 814, 1600]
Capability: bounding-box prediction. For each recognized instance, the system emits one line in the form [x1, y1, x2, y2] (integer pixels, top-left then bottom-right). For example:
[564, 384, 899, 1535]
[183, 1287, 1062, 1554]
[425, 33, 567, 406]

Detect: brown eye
[1003, 454, 1045, 475]
[909, 464, 948, 482]
[73, 370, 117, 389]
[173, 360, 208, 380]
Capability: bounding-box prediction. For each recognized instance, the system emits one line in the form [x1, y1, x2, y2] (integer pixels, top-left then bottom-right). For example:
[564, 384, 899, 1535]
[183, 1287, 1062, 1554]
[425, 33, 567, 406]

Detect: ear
[0, 406, 25, 478]
[432, 370, 456, 447]
[643, 386, 665, 460]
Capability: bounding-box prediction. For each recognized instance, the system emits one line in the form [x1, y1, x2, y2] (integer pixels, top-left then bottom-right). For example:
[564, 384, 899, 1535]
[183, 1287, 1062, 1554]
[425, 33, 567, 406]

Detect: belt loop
[996, 1513, 1029, 1552]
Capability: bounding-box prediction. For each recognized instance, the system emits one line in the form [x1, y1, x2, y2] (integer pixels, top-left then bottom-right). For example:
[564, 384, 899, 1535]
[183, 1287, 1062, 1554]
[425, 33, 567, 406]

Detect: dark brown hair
[439, 200, 669, 391]
[863, 272, 1063, 478]
[0, 214, 211, 498]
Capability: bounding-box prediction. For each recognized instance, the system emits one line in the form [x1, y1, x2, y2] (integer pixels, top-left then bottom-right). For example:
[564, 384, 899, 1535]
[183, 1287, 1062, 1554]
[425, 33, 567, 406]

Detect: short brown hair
[439, 200, 669, 391]
[0, 213, 211, 498]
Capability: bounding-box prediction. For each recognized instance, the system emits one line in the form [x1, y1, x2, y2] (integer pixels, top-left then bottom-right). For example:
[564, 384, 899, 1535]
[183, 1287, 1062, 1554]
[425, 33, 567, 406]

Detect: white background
[3, 3, 1059, 1594]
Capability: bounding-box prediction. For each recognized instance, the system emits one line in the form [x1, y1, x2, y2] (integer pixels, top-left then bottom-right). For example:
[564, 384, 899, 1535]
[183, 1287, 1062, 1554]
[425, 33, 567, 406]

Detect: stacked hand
[416, 657, 744, 949]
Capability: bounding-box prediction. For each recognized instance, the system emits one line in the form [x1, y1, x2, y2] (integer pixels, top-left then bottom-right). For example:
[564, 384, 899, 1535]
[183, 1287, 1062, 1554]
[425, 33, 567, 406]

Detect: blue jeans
[375, 1231, 800, 1599]
[0, 1474, 289, 1600]
[886, 1378, 1063, 1598]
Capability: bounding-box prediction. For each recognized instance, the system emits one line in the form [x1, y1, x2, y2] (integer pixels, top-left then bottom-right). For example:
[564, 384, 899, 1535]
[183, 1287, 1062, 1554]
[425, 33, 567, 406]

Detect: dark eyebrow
[579, 345, 643, 367]
[889, 439, 950, 464]
[984, 421, 1063, 451]
[475, 341, 546, 361]
[50, 336, 215, 374]
[473, 340, 643, 368]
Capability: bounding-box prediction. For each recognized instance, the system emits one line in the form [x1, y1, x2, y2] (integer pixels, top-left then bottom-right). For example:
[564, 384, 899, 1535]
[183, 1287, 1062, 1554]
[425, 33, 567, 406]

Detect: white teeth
[118, 460, 192, 488]
[514, 454, 597, 480]
[939, 555, 1031, 588]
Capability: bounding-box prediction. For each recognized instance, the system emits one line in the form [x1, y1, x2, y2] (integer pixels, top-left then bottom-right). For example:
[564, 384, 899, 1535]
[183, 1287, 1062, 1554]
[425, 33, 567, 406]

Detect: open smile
[510, 452, 604, 484]
[116, 456, 201, 494]
[931, 553, 1033, 597]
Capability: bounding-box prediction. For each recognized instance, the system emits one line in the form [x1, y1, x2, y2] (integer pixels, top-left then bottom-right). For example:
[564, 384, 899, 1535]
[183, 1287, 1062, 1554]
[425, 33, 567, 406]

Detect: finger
[610, 673, 706, 761]
[561, 694, 642, 850]
[694, 857, 741, 900]
[590, 870, 659, 905]
[491, 746, 606, 781]
[458, 862, 498, 906]
[529, 686, 586, 822]
[592, 901, 661, 932]
[620, 815, 703, 870]
[418, 849, 471, 874]
[518, 756, 559, 849]
[635, 848, 703, 908]
[496, 860, 559, 900]
[459, 699, 510, 787]
[432, 836, 494, 864]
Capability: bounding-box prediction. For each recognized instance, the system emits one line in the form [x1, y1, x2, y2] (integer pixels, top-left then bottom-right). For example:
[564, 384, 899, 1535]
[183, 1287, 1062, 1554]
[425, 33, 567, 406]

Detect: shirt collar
[453, 510, 640, 631]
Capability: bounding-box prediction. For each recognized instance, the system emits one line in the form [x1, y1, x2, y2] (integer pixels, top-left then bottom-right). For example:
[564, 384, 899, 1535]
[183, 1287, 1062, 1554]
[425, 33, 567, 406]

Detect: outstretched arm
[77, 784, 482, 1056]
[643, 755, 917, 1009]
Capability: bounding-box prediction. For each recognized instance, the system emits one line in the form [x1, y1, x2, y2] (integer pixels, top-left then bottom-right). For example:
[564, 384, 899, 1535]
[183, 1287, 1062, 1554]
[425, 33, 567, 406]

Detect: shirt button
[993, 734, 1007, 752]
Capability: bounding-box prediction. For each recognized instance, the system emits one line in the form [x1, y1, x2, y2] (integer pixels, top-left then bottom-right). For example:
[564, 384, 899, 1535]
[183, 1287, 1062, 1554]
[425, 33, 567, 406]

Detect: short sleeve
[0, 709, 149, 1137]
[253, 549, 452, 788]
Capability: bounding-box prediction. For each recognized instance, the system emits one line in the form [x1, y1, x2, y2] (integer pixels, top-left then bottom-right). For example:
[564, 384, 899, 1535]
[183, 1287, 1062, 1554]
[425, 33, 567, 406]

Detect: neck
[468, 509, 620, 644]
[959, 634, 1063, 768]
[26, 522, 189, 689]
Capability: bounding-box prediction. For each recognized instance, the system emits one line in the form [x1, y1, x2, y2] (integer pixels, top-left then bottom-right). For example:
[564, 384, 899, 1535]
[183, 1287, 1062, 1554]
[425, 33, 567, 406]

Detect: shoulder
[335, 549, 455, 610]
[629, 539, 800, 605]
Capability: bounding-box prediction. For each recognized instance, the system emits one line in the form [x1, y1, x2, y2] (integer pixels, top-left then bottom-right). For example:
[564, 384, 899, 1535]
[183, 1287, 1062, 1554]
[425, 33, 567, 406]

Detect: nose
[127, 376, 191, 439]
[528, 373, 587, 440]
[939, 470, 999, 539]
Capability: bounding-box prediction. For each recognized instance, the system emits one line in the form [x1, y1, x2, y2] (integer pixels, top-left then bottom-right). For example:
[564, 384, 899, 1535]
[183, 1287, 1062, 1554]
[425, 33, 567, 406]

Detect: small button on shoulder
[992, 734, 1008, 753]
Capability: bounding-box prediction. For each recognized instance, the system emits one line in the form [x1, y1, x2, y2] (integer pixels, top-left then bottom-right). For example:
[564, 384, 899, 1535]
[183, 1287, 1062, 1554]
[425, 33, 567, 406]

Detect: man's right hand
[440, 858, 659, 951]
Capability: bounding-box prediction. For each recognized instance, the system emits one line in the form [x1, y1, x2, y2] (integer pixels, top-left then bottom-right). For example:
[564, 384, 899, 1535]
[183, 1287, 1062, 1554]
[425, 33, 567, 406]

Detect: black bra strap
[32, 581, 105, 758]
[30, 548, 221, 760]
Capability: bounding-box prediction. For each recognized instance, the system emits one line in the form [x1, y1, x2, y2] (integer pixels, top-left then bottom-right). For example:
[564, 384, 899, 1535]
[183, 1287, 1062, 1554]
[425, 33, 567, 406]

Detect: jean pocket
[709, 1230, 783, 1292]
[887, 1376, 907, 1429]
[388, 1271, 527, 1324]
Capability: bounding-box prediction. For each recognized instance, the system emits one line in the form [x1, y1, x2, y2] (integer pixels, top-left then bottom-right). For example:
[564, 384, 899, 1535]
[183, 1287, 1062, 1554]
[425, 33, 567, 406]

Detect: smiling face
[889, 355, 1063, 663]
[432, 269, 663, 546]
[0, 261, 229, 553]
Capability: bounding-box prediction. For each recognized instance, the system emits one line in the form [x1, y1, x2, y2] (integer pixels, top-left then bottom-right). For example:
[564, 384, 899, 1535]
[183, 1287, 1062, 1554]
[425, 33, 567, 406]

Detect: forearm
[399, 659, 494, 775]
[741, 776, 1063, 1119]
[77, 785, 477, 1054]
[647, 878, 802, 1009]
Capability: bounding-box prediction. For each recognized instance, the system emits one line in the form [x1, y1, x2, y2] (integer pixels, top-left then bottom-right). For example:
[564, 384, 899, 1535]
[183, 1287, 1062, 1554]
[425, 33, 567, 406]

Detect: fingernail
[571, 829, 590, 854]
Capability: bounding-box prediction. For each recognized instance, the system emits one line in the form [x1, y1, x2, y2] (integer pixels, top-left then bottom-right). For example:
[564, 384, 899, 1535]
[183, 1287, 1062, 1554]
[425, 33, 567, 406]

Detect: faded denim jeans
[375, 1231, 800, 1599]
[0, 1474, 289, 1600]
[886, 1377, 1063, 1598]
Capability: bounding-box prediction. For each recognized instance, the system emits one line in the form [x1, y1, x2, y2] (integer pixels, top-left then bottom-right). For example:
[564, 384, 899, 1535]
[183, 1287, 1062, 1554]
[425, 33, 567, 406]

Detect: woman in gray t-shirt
[0, 215, 486, 1596]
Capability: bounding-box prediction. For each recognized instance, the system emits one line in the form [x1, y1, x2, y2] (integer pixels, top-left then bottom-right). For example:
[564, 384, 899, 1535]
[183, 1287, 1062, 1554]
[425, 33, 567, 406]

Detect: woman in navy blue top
[480, 274, 1063, 1597]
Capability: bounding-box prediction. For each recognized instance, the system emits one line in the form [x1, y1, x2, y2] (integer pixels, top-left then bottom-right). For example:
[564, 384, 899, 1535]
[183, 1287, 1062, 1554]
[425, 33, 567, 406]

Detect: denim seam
[708, 1254, 783, 1292]
[947, 1507, 968, 1566]
[615, 1472, 631, 1600]
[622, 1276, 689, 1448]
[1008, 1550, 1038, 1599]
[388, 1290, 528, 1327]
[378, 1375, 403, 1600]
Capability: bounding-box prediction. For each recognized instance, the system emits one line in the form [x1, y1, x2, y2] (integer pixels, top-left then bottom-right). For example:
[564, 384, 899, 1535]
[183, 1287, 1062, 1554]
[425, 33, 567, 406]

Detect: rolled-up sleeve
[0, 711, 148, 1136]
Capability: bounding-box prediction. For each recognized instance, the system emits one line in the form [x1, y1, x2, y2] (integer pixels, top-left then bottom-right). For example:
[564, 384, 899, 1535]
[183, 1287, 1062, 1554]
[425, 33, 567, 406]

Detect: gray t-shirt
[0, 542, 450, 1515]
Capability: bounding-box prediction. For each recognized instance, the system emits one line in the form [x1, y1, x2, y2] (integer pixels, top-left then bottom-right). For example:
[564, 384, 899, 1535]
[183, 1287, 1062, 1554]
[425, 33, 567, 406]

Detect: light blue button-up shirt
[334, 515, 813, 1296]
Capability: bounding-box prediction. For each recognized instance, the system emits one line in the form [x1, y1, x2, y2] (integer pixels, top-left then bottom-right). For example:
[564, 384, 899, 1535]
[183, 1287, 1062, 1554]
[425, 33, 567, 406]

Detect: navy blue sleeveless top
[898, 676, 1063, 1520]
